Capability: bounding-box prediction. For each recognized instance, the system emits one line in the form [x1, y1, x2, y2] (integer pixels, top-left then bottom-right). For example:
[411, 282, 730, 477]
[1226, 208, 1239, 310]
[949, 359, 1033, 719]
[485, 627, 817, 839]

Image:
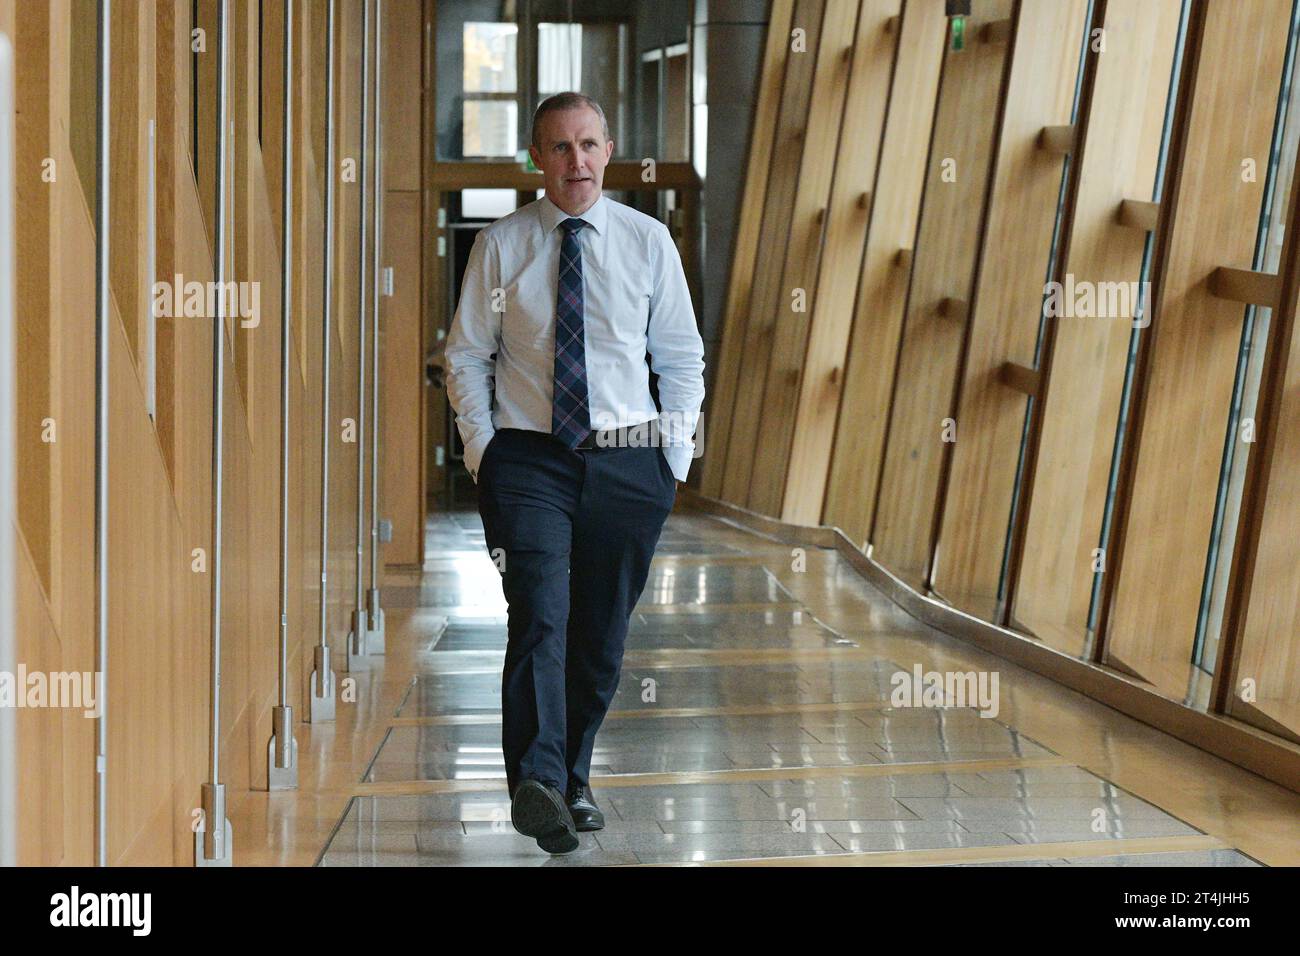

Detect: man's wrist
[464, 431, 495, 482]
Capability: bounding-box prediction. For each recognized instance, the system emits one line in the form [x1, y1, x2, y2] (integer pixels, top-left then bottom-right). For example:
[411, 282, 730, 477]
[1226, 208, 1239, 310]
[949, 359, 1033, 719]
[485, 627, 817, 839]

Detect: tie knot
[561, 217, 587, 235]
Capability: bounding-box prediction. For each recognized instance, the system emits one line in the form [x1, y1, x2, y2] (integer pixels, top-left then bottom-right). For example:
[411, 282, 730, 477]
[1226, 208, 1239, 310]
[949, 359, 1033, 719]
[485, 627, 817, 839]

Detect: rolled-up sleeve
[445, 228, 501, 482]
[647, 223, 706, 482]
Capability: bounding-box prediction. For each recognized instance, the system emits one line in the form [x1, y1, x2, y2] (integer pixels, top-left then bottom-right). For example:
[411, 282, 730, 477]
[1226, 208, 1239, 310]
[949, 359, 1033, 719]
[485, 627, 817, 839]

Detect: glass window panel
[461, 188, 519, 220]
[536, 22, 627, 149]
[463, 22, 518, 93]
[437, 6, 650, 160]
[462, 100, 518, 158]
[538, 23, 582, 93]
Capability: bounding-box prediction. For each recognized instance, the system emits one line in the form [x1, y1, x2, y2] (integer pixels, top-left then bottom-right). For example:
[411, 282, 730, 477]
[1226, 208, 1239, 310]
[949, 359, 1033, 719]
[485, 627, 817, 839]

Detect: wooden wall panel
[15, 540, 73, 864]
[108, 0, 145, 363]
[166, 143, 215, 865]
[716, 0, 825, 503]
[153, 0, 184, 483]
[13, 0, 54, 597]
[232, 0, 259, 420]
[1012, 0, 1181, 654]
[11, 0, 373, 864]
[382, 0, 419, 192]
[815, 0, 946, 536]
[755, 0, 901, 521]
[263, 0, 285, 240]
[821, 0, 946, 541]
[1104, 0, 1290, 699]
[420, 0, 436, 503]
[697, 0, 794, 498]
[40, 0, 97, 866]
[743, 0, 877, 517]
[1229, 263, 1300, 740]
[14, 0, 99, 864]
[379, 0, 424, 564]
[68, 0, 95, 210]
[930, 0, 1088, 620]
[869, 0, 1012, 590]
[107, 289, 182, 866]
[381, 191, 422, 566]
[196, 0, 217, 248]
[335, 0, 361, 364]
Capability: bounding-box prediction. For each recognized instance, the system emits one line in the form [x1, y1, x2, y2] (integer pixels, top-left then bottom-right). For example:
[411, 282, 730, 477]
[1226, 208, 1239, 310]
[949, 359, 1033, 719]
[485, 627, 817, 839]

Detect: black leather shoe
[566, 782, 605, 832]
[511, 779, 579, 854]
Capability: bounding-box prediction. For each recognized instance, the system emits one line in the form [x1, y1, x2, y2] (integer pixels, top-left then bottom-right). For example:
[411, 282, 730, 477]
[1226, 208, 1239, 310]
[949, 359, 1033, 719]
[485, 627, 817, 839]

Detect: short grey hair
[530, 92, 611, 150]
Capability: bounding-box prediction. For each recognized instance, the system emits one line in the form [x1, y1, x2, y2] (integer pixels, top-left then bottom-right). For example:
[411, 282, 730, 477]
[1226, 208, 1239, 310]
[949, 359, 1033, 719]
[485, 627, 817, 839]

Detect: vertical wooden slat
[747, 0, 892, 518]
[716, 0, 826, 504]
[379, 0, 424, 566]
[756, 0, 903, 521]
[818, 0, 946, 540]
[929, 0, 1088, 620]
[698, 0, 794, 498]
[1218, 191, 1300, 740]
[13, 0, 54, 597]
[1010, 0, 1181, 654]
[1102, 0, 1290, 699]
[869, 0, 1013, 591]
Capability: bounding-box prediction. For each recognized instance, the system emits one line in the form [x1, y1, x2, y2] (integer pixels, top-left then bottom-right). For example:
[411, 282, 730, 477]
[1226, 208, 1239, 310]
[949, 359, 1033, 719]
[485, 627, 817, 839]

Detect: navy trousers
[476, 427, 677, 796]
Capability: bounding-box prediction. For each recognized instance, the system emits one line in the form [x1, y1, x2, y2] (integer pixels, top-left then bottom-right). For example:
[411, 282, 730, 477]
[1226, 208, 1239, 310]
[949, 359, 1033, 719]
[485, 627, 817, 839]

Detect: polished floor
[292, 506, 1289, 866]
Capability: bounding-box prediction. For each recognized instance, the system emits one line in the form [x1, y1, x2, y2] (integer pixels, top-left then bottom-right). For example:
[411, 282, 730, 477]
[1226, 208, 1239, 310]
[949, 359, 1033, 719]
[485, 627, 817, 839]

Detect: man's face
[529, 106, 614, 215]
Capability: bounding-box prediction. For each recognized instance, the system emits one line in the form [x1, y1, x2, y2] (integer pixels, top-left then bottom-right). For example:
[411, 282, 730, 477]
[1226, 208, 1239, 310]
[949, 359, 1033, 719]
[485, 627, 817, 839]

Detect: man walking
[444, 92, 706, 854]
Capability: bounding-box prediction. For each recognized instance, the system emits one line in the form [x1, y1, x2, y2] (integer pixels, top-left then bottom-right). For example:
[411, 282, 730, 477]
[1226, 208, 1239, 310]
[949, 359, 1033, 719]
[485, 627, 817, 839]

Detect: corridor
[8, 0, 1300, 891]
[299, 506, 1281, 867]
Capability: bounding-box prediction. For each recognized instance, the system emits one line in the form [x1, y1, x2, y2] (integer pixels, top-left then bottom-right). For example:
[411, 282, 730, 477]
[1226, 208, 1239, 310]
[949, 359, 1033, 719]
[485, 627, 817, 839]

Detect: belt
[570, 422, 660, 450]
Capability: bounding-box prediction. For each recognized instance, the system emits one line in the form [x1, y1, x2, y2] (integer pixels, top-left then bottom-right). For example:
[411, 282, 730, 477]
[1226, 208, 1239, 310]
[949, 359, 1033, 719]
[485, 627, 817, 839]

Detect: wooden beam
[996, 361, 1041, 397]
[722, 0, 849, 510]
[1102, 0, 1292, 702]
[777, 0, 906, 525]
[699, 0, 796, 498]
[1010, 0, 1183, 657]
[870, 0, 1016, 591]
[425, 160, 700, 191]
[746, 0, 866, 516]
[1117, 198, 1160, 231]
[1036, 123, 1076, 155]
[1208, 266, 1281, 308]
[980, 18, 1012, 44]
[820, 0, 946, 546]
[929, 0, 1089, 620]
[937, 296, 967, 321]
[715, 0, 825, 505]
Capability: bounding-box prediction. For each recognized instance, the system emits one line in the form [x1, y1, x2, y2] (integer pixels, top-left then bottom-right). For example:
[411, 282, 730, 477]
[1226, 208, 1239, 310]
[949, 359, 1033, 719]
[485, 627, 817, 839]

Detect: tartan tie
[552, 217, 591, 449]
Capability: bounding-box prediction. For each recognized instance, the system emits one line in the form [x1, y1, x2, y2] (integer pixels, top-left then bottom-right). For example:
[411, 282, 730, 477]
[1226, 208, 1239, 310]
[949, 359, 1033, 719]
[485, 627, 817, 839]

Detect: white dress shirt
[445, 193, 706, 483]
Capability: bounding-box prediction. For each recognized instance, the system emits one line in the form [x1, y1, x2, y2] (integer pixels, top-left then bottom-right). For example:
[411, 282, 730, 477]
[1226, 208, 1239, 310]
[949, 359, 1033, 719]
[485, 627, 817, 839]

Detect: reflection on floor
[316, 510, 1263, 867]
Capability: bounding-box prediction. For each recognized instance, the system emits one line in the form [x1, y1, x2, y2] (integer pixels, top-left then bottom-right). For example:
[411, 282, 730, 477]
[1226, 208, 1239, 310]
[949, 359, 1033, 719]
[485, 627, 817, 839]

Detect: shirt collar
[538, 191, 607, 236]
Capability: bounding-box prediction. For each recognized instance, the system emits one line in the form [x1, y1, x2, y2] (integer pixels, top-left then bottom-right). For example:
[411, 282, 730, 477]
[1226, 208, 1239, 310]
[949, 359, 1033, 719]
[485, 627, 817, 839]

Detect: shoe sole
[512, 781, 579, 854]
